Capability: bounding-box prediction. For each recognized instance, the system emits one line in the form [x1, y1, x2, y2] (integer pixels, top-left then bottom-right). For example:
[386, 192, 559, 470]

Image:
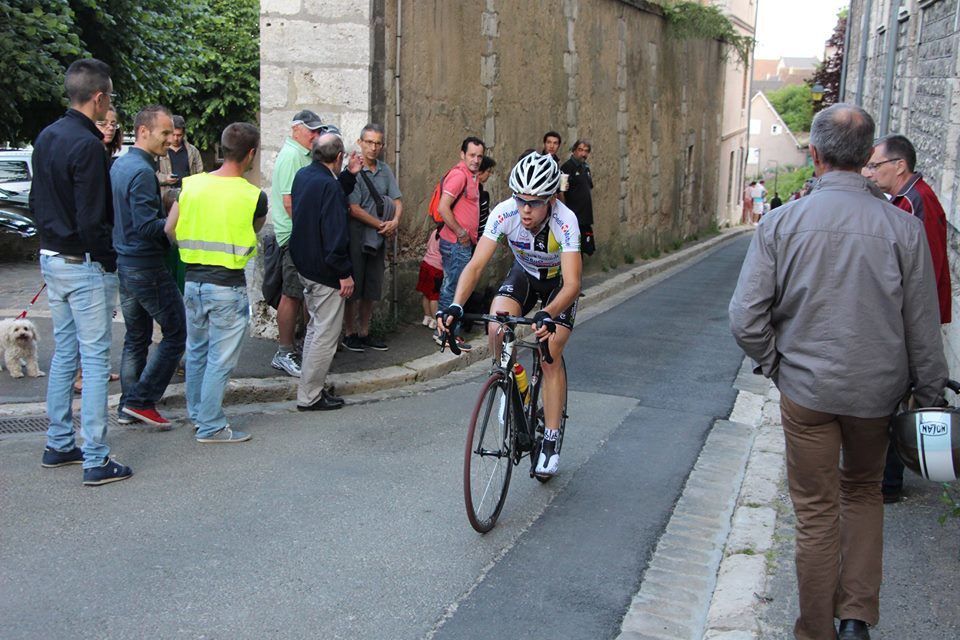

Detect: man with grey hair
[729, 104, 947, 640]
[289, 133, 355, 410]
[342, 123, 402, 352]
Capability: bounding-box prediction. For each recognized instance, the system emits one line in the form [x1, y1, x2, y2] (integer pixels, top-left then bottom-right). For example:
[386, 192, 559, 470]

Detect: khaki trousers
[779, 393, 890, 640]
[297, 277, 345, 407]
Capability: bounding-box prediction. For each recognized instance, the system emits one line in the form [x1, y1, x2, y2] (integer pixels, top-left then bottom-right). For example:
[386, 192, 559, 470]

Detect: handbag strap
[359, 169, 385, 220]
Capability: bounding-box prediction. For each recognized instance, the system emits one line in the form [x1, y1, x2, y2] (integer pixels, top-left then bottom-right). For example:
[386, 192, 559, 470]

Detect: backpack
[428, 169, 466, 223]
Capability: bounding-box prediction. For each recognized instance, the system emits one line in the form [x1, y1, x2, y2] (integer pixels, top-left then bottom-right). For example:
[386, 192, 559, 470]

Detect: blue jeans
[183, 281, 249, 437]
[40, 254, 119, 468]
[118, 265, 186, 412]
[439, 238, 473, 334]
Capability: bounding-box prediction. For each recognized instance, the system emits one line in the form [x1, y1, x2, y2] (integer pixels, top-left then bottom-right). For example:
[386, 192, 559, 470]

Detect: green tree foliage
[0, 1, 85, 144]
[769, 165, 814, 201]
[765, 84, 814, 133]
[0, 0, 259, 151]
[663, 1, 755, 67]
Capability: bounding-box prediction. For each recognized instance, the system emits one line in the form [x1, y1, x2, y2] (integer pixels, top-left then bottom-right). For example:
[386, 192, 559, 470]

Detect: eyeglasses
[513, 194, 549, 209]
[360, 139, 384, 147]
[864, 158, 902, 171]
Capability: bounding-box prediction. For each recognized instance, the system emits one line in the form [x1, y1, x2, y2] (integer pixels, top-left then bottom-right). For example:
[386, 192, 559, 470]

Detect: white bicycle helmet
[509, 152, 561, 197]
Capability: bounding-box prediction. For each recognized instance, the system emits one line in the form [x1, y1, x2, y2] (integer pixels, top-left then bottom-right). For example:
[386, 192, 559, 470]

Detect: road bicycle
[441, 312, 568, 533]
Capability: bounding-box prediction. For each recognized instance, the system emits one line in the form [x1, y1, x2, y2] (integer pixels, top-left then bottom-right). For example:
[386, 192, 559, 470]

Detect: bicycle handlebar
[440, 311, 556, 364]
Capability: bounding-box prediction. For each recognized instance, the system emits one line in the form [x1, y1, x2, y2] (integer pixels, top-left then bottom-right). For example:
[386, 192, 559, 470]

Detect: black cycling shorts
[495, 262, 578, 329]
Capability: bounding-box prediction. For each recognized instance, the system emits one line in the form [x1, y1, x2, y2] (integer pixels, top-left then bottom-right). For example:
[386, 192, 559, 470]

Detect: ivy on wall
[661, 1, 754, 67]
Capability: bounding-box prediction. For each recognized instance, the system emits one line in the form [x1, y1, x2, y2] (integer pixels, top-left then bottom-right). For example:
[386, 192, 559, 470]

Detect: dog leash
[16, 283, 46, 319]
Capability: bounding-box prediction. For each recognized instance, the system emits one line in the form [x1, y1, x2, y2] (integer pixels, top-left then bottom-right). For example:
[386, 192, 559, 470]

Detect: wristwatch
[456, 228, 468, 239]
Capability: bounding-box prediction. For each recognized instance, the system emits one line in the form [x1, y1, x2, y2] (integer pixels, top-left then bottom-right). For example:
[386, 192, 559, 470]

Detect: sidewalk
[0, 227, 750, 417]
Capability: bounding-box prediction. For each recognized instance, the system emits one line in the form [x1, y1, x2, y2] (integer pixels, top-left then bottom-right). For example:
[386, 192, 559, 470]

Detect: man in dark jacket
[30, 58, 132, 486]
[111, 105, 185, 429]
[560, 139, 595, 255]
[289, 133, 355, 411]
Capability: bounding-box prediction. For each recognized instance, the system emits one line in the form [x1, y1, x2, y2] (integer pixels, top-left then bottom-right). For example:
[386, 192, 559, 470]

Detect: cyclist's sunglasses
[512, 194, 549, 209]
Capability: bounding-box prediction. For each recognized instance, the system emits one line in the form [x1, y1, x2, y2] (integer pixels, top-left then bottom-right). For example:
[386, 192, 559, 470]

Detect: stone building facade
[844, 0, 960, 373]
[259, 0, 730, 326]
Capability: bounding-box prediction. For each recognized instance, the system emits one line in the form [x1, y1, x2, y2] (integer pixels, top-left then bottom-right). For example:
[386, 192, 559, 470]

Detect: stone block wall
[845, 0, 960, 374]
[257, 0, 727, 330]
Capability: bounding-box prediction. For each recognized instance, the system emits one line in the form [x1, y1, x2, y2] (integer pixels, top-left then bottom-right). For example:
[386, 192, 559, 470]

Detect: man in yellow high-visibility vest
[165, 122, 267, 443]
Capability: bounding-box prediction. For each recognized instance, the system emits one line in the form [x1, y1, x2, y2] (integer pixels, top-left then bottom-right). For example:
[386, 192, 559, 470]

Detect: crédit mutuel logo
[918, 420, 949, 437]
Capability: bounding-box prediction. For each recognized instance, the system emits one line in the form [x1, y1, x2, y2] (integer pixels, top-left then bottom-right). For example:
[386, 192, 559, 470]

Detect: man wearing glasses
[863, 134, 952, 506]
[342, 123, 403, 352]
[439, 152, 582, 477]
[30, 58, 132, 485]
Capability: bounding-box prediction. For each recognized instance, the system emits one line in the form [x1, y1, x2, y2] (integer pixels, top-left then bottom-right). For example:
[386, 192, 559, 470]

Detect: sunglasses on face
[513, 194, 549, 209]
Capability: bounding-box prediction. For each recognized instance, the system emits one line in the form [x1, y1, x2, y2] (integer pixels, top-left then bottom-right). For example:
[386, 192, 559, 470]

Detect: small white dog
[0, 317, 44, 378]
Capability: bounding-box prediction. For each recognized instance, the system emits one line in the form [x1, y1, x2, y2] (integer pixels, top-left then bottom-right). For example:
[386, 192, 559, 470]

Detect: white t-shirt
[483, 198, 581, 280]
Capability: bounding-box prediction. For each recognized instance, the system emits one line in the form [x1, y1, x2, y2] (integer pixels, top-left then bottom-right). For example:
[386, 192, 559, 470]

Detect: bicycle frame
[491, 322, 544, 466]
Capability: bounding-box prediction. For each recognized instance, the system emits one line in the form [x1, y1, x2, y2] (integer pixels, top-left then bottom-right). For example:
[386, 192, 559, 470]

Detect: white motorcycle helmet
[889, 381, 960, 482]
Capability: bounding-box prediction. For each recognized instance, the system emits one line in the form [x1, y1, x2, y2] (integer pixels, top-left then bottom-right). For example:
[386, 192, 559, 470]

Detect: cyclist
[439, 152, 582, 477]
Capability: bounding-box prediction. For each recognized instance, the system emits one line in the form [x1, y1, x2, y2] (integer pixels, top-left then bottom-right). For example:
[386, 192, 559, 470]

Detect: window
[771, 124, 783, 135]
[0, 160, 31, 183]
[750, 119, 761, 135]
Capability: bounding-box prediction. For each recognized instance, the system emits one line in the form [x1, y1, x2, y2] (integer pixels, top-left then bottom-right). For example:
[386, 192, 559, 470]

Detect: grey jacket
[729, 170, 947, 417]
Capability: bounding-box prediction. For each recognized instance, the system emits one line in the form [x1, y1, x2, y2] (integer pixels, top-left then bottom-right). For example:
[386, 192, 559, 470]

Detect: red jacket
[892, 173, 952, 323]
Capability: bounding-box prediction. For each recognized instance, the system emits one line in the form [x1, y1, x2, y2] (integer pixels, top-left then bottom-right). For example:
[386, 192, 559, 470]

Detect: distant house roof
[752, 91, 806, 149]
[778, 57, 819, 71]
[752, 58, 780, 81]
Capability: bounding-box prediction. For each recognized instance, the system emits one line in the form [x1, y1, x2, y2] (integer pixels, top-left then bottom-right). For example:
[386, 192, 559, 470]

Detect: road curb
[0, 226, 751, 418]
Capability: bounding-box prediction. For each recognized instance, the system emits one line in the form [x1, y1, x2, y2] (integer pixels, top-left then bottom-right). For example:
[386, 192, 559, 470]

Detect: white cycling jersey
[482, 198, 581, 280]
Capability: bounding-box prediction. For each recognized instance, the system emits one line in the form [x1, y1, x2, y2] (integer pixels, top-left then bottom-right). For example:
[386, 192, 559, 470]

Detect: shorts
[280, 244, 304, 300]
[348, 221, 385, 301]
[415, 262, 442, 301]
[496, 262, 577, 329]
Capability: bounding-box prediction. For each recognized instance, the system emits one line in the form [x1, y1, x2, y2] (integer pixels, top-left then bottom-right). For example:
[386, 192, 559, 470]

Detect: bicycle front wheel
[464, 372, 514, 533]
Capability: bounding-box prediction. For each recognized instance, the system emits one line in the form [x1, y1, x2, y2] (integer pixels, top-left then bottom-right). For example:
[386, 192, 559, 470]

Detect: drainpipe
[878, 0, 901, 135]
[854, 0, 874, 106]
[391, 0, 402, 323]
[838, 1, 853, 101]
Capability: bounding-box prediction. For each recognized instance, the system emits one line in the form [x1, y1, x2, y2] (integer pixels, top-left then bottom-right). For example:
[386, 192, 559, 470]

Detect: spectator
[862, 133, 953, 505]
[342, 123, 402, 353]
[435, 136, 486, 351]
[111, 105, 186, 430]
[560, 138, 595, 255]
[769, 192, 782, 210]
[477, 155, 496, 234]
[750, 179, 766, 223]
[542, 130, 562, 162]
[742, 181, 754, 223]
[31, 58, 131, 486]
[158, 115, 203, 191]
[729, 104, 947, 640]
[289, 133, 355, 411]
[416, 227, 443, 330]
[268, 110, 326, 378]
[167, 122, 267, 444]
[96, 106, 123, 166]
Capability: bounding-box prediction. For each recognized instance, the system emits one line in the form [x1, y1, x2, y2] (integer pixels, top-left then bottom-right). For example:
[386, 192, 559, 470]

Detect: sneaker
[534, 434, 560, 477]
[433, 330, 445, 347]
[271, 349, 302, 377]
[455, 337, 473, 352]
[428, 317, 438, 330]
[82, 458, 133, 486]
[116, 408, 138, 425]
[41, 446, 83, 468]
[422, 315, 432, 327]
[196, 425, 251, 443]
[361, 335, 388, 351]
[341, 334, 365, 352]
[121, 406, 172, 430]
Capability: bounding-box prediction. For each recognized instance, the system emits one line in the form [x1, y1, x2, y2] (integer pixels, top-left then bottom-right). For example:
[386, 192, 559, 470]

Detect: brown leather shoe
[838, 619, 870, 640]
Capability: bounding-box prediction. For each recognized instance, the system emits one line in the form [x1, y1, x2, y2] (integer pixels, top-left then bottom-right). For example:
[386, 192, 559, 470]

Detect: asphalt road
[0, 236, 752, 639]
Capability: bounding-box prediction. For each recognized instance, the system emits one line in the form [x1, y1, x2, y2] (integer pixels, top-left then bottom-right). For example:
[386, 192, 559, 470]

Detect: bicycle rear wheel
[532, 356, 567, 483]
[464, 372, 514, 533]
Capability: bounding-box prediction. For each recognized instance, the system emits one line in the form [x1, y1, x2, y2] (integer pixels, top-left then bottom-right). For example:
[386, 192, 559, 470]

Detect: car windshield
[0, 160, 31, 182]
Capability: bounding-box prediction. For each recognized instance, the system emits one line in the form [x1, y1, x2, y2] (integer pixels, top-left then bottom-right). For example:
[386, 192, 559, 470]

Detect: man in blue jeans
[166, 123, 267, 443]
[111, 105, 186, 429]
[435, 136, 485, 351]
[31, 58, 132, 486]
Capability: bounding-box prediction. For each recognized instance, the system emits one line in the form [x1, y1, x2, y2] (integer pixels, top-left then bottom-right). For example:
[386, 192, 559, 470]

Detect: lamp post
[766, 159, 780, 195]
[811, 83, 826, 113]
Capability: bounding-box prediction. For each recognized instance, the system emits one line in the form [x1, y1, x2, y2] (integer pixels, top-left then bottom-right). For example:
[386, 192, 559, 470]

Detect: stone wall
[845, 0, 960, 374]
[257, 0, 727, 329]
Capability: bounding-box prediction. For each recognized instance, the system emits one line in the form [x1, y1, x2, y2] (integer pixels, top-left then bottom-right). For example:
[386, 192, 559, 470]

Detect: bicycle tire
[464, 372, 515, 533]
[532, 356, 567, 483]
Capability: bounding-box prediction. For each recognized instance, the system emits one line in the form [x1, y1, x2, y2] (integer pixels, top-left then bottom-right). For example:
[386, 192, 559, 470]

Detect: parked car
[0, 149, 32, 198]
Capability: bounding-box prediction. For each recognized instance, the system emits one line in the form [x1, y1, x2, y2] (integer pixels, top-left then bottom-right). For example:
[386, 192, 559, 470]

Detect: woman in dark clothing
[96, 107, 123, 165]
